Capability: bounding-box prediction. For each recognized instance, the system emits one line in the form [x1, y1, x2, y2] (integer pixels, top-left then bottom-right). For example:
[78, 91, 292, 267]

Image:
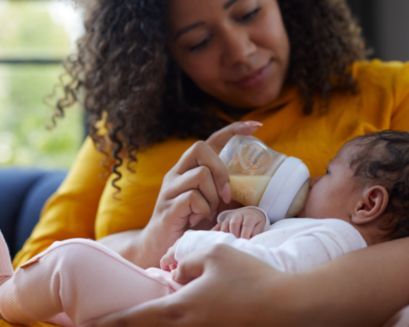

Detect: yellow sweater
[13, 60, 409, 269]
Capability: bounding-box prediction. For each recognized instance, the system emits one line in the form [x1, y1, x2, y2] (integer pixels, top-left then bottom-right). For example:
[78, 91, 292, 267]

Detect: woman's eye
[326, 168, 330, 175]
[189, 37, 211, 52]
[237, 7, 261, 23]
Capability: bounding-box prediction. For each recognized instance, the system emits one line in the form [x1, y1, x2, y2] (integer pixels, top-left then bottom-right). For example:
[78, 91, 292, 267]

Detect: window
[0, 0, 84, 168]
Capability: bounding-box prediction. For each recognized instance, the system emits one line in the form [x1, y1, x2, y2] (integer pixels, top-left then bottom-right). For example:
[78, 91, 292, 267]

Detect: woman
[12, 0, 409, 325]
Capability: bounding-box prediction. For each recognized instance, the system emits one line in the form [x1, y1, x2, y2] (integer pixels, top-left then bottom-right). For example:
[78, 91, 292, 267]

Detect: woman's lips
[232, 61, 272, 89]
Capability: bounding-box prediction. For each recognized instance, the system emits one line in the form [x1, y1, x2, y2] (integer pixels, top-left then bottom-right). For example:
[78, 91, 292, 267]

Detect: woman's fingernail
[243, 121, 263, 127]
[220, 183, 231, 204]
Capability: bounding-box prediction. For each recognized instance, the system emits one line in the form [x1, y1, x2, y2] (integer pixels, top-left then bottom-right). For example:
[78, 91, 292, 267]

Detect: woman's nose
[221, 26, 257, 66]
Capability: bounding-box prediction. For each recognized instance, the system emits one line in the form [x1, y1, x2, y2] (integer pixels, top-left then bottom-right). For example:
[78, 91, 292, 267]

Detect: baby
[1, 130, 409, 326]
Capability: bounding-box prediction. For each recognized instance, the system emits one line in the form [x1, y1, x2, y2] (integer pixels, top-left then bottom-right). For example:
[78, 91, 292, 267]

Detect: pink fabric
[0, 238, 181, 326]
[0, 232, 12, 281]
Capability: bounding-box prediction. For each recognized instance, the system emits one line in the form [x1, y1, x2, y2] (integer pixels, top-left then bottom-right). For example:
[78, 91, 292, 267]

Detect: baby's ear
[351, 185, 389, 225]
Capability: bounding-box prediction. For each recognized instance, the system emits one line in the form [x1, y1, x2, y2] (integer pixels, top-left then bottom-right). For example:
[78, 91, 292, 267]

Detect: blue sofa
[0, 168, 66, 258]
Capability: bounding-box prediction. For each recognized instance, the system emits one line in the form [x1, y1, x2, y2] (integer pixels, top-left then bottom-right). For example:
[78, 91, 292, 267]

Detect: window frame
[0, 0, 66, 66]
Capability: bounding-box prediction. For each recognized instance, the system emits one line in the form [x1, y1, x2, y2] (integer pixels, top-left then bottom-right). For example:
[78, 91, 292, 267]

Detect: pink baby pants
[0, 238, 181, 326]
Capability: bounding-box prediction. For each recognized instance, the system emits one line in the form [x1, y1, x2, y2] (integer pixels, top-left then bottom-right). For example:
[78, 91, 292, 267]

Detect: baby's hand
[212, 206, 268, 239]
[160, 245, 178, 271]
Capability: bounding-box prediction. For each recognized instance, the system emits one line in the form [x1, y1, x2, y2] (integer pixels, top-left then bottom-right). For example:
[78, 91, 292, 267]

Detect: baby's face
[299, 145, 362, 220]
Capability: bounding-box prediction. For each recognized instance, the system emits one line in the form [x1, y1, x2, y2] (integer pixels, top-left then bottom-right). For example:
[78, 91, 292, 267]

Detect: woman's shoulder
[352, 59, 409, 85]
[352, 60, 409, 107]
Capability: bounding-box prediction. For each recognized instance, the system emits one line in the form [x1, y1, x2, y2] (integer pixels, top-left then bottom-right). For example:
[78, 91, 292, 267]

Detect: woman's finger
[172, 252, 207, 285]
[172, 141, 231, 203]
[164, 190, 212, 231]
[165, 165, 219, 214]
[206, 121, 263, 153]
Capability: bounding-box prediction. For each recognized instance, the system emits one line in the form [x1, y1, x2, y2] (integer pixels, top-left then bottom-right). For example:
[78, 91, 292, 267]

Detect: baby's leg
[0, 239, 178, 326]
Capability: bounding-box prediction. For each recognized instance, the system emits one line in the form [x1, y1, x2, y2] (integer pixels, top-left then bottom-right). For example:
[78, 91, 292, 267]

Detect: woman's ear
[351, 185, 389, 225]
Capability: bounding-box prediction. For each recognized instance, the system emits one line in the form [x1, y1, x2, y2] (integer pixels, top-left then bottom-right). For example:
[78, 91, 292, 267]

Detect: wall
[348, 0, 409, 61]
[376, 0, 409, 60]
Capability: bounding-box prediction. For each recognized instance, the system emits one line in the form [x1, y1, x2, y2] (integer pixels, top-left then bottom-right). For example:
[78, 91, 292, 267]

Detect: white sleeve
[174, 230, 239, 262]
[174, 220, 366, 273]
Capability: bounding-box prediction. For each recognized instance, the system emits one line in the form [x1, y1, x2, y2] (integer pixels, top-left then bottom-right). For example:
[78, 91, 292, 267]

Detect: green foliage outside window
[0, 0, 83, 168]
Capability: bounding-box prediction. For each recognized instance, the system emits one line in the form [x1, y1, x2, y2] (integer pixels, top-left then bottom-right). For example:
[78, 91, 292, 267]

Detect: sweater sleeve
[13, 138, 110, 267]
[391, 62, 409, 131]
[13, 137, 195, 267]
[174, 220, 366, 273]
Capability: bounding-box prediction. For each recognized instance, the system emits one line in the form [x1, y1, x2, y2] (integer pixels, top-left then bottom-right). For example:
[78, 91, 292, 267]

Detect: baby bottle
[219, 135, 310, 222]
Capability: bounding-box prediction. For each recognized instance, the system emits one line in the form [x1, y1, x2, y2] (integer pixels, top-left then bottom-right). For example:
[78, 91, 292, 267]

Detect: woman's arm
[288, 237, 409, 326]
[383, 306, 409, 327]
[89, 237, 409, 327]
[100, 121, 263, 268]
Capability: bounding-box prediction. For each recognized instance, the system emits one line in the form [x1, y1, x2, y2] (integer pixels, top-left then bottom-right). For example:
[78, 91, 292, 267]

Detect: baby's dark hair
[348, 131, 409, 240]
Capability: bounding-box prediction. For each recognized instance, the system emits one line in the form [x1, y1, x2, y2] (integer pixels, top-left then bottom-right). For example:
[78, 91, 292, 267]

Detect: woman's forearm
[98, 229, 157, 268]
[285, 237, 409, 326]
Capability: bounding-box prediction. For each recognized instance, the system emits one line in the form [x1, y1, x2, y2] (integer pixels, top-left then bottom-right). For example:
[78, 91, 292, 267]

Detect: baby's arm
[212, 206, 270, 239]
[171, 219, 366, 273]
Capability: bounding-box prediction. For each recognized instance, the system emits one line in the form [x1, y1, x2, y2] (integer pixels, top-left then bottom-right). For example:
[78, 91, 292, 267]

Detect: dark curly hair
[52, 0, 367, 189]
[348, 131, 409, 240]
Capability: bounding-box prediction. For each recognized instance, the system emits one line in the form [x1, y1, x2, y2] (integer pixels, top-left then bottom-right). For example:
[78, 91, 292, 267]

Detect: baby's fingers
[240, 218, 258, 239]
[220, 213, 242, 237]
[211, 223, 221, 231]
[250, 222, 265, 238]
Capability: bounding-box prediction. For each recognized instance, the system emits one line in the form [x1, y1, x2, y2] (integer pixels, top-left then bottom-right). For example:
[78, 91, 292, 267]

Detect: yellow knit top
[13, 60, 409, 267]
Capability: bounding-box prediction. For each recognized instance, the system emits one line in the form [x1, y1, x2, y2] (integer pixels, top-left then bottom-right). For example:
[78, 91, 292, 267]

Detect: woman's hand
[140, 121, 262, 267]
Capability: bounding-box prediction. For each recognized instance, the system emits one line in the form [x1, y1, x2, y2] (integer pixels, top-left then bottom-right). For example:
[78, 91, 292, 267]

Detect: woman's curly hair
[53, 0, 367, 189]
[348, 131, 409, 240]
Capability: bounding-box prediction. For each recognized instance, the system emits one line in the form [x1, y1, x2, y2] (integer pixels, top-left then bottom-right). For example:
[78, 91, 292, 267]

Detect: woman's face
[168, 0, 290, 108]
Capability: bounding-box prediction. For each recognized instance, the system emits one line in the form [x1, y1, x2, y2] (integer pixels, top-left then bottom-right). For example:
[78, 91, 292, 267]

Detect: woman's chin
[223, 94, 280, 110]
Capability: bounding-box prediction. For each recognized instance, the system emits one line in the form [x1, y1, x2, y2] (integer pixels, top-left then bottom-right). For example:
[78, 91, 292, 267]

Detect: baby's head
[301, 131, 409, 243]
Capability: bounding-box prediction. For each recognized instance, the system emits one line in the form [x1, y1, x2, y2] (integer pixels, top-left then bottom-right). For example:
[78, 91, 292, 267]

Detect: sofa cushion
[0, 168, 65, 257]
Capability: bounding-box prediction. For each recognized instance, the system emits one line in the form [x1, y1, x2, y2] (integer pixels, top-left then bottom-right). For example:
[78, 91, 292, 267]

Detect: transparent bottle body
[219, 135, 287, 206]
